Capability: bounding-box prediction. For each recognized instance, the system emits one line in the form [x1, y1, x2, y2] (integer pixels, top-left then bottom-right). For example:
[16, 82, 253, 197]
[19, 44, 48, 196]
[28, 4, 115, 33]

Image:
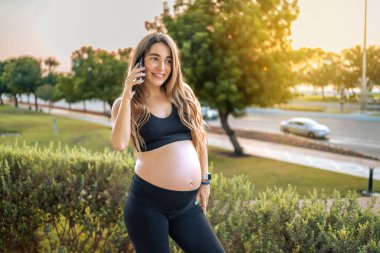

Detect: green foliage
[292, 45, 380, 96]
[1, 57, 42, 108]
[91, 48, 130, 109]
[71, 46, 98, 101]
[342, 45, 380, 91]
[70, 47, 131, 112]
[0, 61, 11, 99]
[149, 0, 299, 154]
[1, 143, 379, 252]
[2, 57, 41, 94]
[55, 73, 81, 104]
[35, 84, 56, 103]
[0, 142, 134, 252]
[158, 0, 299, 112]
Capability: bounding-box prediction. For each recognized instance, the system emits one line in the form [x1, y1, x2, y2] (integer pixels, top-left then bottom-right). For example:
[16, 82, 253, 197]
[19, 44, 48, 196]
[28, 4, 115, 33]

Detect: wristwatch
[202, 173, 212, 181]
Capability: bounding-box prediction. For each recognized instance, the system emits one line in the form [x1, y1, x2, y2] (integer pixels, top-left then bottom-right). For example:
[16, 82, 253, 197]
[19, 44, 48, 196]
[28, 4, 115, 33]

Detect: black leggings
[124, 174, 225, 253]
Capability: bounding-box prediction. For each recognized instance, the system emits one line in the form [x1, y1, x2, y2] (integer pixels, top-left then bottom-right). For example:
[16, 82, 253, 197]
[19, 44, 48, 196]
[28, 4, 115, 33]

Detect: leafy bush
[0, 142, 134, 252]
[1, 143, 379, 252]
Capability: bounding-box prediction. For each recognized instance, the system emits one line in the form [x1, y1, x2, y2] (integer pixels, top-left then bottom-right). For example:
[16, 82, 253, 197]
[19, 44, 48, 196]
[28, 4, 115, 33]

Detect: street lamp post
[360, 0, 367, 114]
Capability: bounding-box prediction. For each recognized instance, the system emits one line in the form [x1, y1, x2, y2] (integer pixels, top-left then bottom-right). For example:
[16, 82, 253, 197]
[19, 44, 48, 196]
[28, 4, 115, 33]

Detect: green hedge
[1, 143, 379, 252]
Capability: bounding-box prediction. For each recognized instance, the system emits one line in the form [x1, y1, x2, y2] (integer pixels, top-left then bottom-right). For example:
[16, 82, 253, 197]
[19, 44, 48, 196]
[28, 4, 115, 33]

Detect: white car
[280, 118, 330, 139]
[201, 106, 218, 120]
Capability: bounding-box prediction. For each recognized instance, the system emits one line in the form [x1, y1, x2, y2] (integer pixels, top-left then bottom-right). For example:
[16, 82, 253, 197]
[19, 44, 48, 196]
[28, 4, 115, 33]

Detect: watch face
[202, 173, 211, 180]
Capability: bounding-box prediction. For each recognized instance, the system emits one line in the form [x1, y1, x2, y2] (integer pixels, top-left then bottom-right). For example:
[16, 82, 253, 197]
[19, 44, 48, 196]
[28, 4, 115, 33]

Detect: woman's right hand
[123, 63, 145, 100]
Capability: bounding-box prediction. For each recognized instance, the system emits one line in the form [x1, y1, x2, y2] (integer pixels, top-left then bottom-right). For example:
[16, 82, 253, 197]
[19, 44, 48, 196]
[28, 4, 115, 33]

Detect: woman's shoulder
[112, 97, 123, 109]
[182, 82, 192, 90]
[111, 97, 123, 122]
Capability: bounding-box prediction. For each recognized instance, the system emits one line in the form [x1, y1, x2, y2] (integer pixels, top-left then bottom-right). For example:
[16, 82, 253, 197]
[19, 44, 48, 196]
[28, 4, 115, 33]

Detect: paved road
[207, 108, 380, 158]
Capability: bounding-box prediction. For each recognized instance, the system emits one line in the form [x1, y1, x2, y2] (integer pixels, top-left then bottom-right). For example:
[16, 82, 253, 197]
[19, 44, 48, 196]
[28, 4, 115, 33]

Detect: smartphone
[137, 56, 145, 81]
[132, 56, 144, 92]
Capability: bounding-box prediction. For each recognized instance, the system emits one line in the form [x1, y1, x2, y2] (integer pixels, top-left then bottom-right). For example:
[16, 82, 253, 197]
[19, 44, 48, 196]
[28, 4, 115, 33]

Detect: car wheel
[283, 128, 290, 134]
[307, 132, 316, 138]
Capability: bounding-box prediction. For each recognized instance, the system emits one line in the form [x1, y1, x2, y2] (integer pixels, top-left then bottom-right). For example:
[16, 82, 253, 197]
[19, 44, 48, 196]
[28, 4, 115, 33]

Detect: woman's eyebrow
[147, 53, 172, 59]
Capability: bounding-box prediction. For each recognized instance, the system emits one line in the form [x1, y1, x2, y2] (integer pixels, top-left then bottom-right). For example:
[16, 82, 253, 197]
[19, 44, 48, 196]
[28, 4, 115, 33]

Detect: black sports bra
[138, 104, 192, 152]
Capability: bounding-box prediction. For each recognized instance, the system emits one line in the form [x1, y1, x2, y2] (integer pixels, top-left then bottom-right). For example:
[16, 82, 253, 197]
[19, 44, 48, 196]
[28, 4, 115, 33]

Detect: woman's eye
[165, 59, 172, 64]
[151, 57, 158, 62]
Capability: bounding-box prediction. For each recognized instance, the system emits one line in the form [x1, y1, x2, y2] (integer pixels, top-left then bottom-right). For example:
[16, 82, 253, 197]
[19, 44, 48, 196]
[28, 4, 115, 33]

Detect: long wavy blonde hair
[125, 33, 206, 156]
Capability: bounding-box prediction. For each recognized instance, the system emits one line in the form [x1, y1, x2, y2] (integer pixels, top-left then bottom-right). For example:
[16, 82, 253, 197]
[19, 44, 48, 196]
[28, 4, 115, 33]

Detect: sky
[0, 0, 379, 73]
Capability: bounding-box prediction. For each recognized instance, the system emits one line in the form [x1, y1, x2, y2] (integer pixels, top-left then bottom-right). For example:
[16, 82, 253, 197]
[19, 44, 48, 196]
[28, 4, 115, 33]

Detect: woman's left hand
[195, 184, 210, 215]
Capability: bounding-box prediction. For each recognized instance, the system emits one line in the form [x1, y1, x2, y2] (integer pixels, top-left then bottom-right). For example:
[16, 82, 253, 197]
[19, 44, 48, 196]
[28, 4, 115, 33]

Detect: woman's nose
[156, 60, 166, 70]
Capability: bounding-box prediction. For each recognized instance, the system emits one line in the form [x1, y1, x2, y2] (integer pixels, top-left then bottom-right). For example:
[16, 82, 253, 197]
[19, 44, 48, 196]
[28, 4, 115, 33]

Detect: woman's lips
[152, 73, 165, 79]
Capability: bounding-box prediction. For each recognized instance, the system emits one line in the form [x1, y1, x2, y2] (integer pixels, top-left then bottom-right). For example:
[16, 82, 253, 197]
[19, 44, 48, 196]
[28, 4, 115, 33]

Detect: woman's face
[143, 42, 173, 88]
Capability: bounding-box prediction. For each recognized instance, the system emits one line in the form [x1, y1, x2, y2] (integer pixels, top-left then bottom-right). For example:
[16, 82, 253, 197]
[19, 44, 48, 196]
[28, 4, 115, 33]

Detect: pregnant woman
[110, 33, 225, 253]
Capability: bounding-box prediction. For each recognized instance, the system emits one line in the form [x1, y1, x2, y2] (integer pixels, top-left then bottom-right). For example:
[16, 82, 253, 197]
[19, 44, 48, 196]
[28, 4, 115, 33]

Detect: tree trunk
[367, 79, 372, 92]
[339, 83, 345, 113]
[68, 103, 72, 110]
[0, 94, 3, 105]
[107, 101, 113, 118]
[34, 93, 38, 111]
[321, 86, 325, 100]
[83, 100, 86, 111]
[218, 110, 243, 156]
[27, 93, 31, 110]
[13, 94, 18, 108]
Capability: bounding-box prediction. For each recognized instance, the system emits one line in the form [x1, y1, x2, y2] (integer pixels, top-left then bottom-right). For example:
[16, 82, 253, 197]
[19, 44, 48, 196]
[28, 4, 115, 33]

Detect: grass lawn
[275, 104, 325, 112]
[2, 104, 379, 196]
[209, 147, 380, 196]
[293, 94, 358, 103]
[0, 105, 113, 152]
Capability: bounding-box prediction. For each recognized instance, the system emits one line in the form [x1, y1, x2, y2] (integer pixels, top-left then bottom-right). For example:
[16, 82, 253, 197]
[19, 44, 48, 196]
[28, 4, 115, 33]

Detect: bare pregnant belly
[134, 140, 202, 191]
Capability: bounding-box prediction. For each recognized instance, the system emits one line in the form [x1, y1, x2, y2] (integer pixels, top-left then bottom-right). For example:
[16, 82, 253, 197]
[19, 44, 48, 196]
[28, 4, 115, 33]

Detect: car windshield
[290, 119, 319, 125]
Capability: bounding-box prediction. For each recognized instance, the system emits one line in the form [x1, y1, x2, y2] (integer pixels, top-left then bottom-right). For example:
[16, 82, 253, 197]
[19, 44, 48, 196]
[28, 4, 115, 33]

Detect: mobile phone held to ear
[137, 56, 144, 81]
[132, 56, 144, 92]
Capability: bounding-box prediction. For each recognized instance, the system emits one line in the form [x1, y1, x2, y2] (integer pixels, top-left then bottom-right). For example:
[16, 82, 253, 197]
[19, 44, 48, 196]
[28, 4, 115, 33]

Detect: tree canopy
[147, 0, 299, 154]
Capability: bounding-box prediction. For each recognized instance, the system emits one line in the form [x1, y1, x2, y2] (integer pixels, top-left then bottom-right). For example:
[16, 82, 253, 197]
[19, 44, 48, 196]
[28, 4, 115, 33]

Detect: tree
[147, 0, 299, 155]
[342, 45, 380, 92]
[44, 57, 59, 73]
[35, 84, 56, 113]
[71, 46, 98, 111]
[1, 57, 42, 109]
[292, 48, 342, 99]
[55, 73, 81, 110]
[91, 48, 131, 116]
[307, 52, 337, 99]
[42, 57, 59, 88]
[68, 47, 131, 115]
[0, 61, 11, 105]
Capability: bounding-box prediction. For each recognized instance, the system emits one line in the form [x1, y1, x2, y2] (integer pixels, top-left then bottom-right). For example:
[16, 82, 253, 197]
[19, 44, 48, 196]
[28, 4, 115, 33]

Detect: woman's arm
[110, 96, 133, 151]
[199, 137, 209, 175]
[196, 135, 210, 215]
[110, 64, 145, 151]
